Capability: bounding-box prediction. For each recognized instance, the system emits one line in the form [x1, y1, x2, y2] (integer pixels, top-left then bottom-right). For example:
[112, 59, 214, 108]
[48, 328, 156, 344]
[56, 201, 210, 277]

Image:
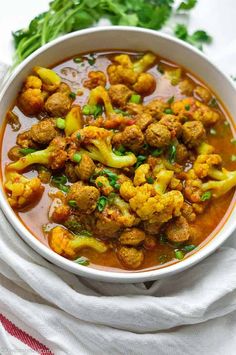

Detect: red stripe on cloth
[0, 313, 53, 355]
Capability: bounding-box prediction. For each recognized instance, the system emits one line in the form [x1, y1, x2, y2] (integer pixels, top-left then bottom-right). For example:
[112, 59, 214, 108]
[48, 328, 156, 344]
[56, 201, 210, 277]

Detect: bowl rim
[1, 25, 236, 282]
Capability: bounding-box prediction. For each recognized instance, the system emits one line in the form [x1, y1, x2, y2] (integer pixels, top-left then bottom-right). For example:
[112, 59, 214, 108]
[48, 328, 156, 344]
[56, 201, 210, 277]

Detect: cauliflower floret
[5, 172, 44, 210]
[83, 71, 106, 89]
[112, 125, 144, 152]
[49, 226, 107, 259]
[66, 182, 100, 213]
[24, 75, 42, 89]
[117, 246, 144, 269]
[75, 154, 95, 181]
[133, 73, 156, 95]
[107, 52, 156, 95]
[120, 180, 137, 201]
[184, 169, 203, 203]
[18, 88, 45, 116]
[16, 130, 38, 148]
[95, 176, 114, 196]
[73, 126, 137, 168]
[95, 210, 122, 238]
[119, 228, 145, 246]
[194, 85, 211, 103]
[182, 121, 206, 148]
[7, 136, 67, 172]
[193, 154, 222, 178]
[172, 97, 220, 126]
[145, 122, 171, 148]
[133, 164, 150, 186]
[108, 84, 133, 108]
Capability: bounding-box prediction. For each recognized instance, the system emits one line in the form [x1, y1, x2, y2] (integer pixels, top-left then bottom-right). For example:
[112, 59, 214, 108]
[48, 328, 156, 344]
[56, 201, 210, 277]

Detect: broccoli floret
[5, 172, 44, 210]
[6, 137, 67, 172]
[49, 226, 107, 259]
[65, 106, 83, 136]
[75, 126, 137, 168]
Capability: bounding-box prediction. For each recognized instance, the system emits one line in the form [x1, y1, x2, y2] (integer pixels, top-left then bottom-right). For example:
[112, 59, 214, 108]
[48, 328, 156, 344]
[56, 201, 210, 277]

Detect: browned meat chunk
[166, 216, 190, 243]
[135, 113, 154, 131]
[49, 137, 68, 170]
[95, 212, 121, 238]
[117, 246, 144, 269]
[83, 71, 106, 89]
[176, 143, 189, 163]
[45, 92, 72, 117]
[144, 99, 168, 119]
[66, 182, 100, 213]
[159, 114, 182, 138]
[51, 204, 70, 223]
[119, 228, 145, 246]
[108, 84, 133, 108]
[112, 125, 144, 151]
[181, 202, 196, 222]
[7, 146, 23, 161]
[182, 121, 206, 148]
[145, 122, 171, 148]
[75, 154, 95, 181]
[30, 119, 58, 145]
[64, 162, 78, 183]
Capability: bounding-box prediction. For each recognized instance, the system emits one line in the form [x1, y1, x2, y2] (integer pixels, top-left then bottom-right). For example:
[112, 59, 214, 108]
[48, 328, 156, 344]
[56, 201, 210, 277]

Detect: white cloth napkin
[1, 1, 236, 354]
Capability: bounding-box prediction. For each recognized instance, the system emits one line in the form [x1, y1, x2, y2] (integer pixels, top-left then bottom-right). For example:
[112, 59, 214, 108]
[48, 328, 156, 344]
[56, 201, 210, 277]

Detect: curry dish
[1, 51, 236, 271]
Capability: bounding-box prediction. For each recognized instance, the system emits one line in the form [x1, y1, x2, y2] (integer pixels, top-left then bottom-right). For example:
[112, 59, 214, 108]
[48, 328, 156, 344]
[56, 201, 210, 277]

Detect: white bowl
[0, 27, 236, 283]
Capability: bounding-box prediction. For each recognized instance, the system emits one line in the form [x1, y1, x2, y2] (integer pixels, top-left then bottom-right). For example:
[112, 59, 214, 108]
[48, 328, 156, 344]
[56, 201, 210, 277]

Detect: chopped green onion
[231, 155, 236, 162]
[51, 175, 67, 185]
[164, 108, 173, 114]
[87, 55, 96, 65]
[210, 128, 217, 135]
[185, 104, 190, 111]
[101, 168, 118, 180]
[159, 234, 168, 245]
[113, 145, 126, 156]
[56, 118, 65, 130]
[135, 155, 147, 169]
[107, 192, 116, 204]
[97, 196, 108, 212]
[224, 120, 230, 126]
[74, 256, 89, 266]
[167, 96, 175, 104]
[59, 185, 70, 193]
[147, 177, 154, 184]
[175, 249, 184, 260]
[73, 57, 83, 63]
[73, 153, 82, 163]
[209, 98, 218, 108]
[201, 191, 212, 201]
[129, 94, 141, 104]
[182, 244, 196, 252]
[77, 133, 81, 140]
[151, 148, 163, 157]
[69, 92, 76, 100]
[114, 108, 129, 116]
[19, 148, 37, 155]
[97, 181, 103, 188]
[114, 183, 120, 190]
[68, 200, 77, 208]
[82, 105, 91, 115]
[168, 144, 177, 164]
[80, 230, 92, 237]
[159, 255, 168, 264]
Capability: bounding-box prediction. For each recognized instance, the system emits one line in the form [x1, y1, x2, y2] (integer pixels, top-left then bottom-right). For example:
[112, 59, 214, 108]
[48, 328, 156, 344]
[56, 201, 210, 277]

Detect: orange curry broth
[1, 51, 236, 272]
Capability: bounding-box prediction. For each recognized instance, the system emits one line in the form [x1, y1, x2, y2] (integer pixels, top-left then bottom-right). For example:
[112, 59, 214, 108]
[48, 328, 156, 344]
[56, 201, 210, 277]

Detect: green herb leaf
[174, 24, 212, 51]
[69, 92, 76, 99]
[68, 200, 77, 208]
[129, 94, 141, 104]
[74, 256, 90, 266]
[114, 108, 129, 116]
[182, 244, 196, 252]
[201, 191, 212, 201]
[135, 155, 147, 169]
[147, 177, 154, 184]
[51, 174, 69, 193]
[167, 96, 175, 104]
[159, 254, 168, 264]
[209, 98, 218, 108]
[73, 57, 83, 63]
[151, 148, 163, 157]
[97, 196, 108, 212]
[178, 0, 197, 11]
